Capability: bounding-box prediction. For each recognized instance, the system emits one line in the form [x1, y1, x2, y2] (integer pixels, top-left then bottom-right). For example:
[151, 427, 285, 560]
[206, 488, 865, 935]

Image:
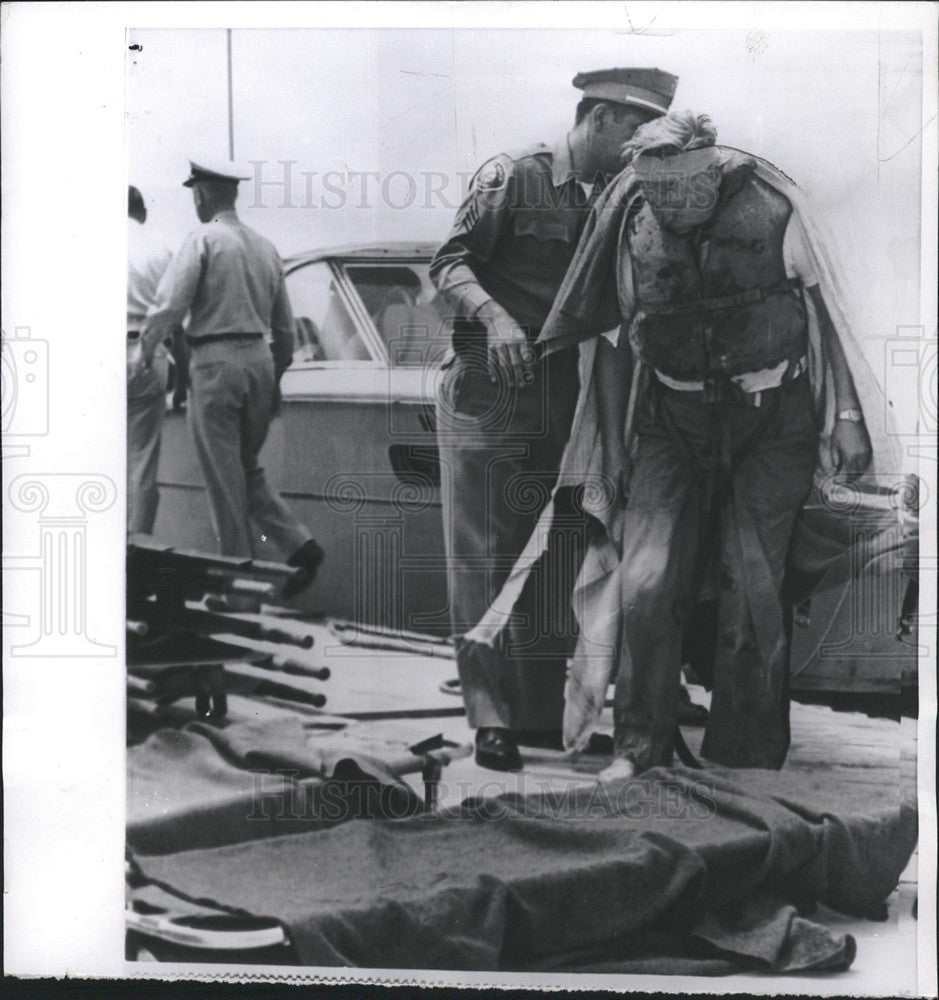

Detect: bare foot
[597, 756, 637, 783]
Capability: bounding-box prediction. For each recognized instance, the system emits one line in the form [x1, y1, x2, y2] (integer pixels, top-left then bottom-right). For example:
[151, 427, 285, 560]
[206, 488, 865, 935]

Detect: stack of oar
[327, 619, 454, 659]
[126, 541, 328, 721]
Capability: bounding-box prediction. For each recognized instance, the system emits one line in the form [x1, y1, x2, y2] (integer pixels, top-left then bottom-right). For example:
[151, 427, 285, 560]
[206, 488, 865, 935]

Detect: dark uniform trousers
[436, 343, 583, 730]
[612, 374, 818, 771]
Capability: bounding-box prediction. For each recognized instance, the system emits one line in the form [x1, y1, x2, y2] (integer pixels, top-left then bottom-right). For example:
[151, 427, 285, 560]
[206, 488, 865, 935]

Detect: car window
[344, 263, 453, 367]
[285, 261, 373, 364]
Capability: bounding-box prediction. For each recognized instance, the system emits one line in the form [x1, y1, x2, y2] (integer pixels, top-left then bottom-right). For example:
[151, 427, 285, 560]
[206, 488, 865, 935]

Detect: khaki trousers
[127, 349, 169, 535]
[188, 338, 309, 559]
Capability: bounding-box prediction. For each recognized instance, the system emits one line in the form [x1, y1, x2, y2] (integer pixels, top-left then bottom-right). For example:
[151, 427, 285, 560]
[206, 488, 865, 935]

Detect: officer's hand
[478, 300, 534, 388]
[271, 380, 283, 419]
[831, 418, 872, 474]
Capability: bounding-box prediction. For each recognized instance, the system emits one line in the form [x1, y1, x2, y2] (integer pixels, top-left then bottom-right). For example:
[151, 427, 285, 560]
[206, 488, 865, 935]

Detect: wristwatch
[836, 408, 863, 423]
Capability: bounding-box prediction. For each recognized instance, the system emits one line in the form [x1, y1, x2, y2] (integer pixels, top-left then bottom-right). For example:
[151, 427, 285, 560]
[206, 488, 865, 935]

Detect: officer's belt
[188, 332, 264, 347]
[640, 276, 802, 317]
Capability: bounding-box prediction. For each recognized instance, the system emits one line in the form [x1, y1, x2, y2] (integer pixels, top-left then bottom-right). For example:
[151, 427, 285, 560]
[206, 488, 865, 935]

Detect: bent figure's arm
[806, 283, 872, 473]
[806, 284, 860, 411]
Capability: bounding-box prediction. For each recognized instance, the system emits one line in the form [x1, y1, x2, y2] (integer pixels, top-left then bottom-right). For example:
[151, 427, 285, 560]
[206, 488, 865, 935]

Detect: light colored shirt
[127, 221, 172, 330]
[144, 210, 295, 370]
[781, 211, 819, 287]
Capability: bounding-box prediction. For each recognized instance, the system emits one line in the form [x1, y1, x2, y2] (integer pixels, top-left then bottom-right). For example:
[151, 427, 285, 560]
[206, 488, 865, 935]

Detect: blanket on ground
[127, 717, 422, 855]
[133, 763, 915, 973]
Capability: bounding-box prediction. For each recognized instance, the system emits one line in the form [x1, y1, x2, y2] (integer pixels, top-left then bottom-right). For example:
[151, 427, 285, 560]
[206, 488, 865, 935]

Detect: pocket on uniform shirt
[513, 209, 578, 244]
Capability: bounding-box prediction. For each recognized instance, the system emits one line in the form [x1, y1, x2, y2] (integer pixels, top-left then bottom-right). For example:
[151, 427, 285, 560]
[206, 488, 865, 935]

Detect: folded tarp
[134, 763, 915, 973]
[128, 718, 422, 856]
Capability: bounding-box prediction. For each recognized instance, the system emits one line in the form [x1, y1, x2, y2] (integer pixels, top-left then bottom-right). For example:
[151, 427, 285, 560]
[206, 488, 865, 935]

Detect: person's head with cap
[128, 185, 146, 224]
[569, 67, 678, 177]
[183, 159, 251, 223]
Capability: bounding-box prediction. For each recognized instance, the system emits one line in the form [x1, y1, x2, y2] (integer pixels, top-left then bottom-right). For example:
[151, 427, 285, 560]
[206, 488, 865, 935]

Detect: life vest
[624, 151, 808, 382]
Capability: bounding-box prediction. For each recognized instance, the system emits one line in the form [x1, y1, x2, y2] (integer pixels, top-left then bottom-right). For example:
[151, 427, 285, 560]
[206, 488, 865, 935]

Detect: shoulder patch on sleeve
[476, 158, 508, 191]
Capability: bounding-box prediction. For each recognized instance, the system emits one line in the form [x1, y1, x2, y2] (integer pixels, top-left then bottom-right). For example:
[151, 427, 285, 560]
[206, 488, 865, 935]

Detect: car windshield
[344, 263, 452, 367]
[285, 261, 373, 364]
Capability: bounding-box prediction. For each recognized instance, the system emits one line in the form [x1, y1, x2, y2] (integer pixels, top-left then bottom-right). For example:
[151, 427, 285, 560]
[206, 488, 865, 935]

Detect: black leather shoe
[475, 727, 522, 772]
[283, 539, 325, 598]
[677, 685, 709, 727]
[585, 732, 614, 755]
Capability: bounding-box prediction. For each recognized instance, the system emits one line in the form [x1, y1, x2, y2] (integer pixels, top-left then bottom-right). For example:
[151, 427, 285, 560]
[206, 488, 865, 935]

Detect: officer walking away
[127, 185, 173, 535]
[142, 161, 324, 594]
[431, 69, 678, 772]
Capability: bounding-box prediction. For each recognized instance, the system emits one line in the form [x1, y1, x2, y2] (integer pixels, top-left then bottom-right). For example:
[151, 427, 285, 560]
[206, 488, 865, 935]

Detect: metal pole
[226, 28, 234, 161]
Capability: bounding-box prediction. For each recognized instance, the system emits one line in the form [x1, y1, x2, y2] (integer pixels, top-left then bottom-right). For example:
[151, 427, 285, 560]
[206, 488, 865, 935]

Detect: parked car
[154, 242, 452, 634]
[152, 242, 919, 702]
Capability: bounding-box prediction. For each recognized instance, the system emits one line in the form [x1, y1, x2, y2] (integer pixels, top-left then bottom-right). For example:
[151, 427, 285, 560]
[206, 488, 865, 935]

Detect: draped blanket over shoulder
[465, 146, 903, 754]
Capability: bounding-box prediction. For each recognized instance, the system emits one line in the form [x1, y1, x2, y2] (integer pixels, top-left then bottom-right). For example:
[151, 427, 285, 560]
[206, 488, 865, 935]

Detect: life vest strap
[640, 276, 802, 317]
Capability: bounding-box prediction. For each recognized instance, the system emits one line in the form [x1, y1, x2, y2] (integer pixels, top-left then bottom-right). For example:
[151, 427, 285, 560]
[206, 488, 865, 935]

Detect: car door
[279, 256, 451, 633]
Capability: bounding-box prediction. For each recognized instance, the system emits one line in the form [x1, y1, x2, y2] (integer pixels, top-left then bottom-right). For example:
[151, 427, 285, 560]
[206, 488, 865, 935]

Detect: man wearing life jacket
[521, 110, 882, 781]
[430, 69, 680, 772]
[603, 112, 877, 779]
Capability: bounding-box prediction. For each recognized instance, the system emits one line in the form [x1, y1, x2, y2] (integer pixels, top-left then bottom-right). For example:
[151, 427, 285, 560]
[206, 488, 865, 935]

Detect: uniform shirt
[145, 209, 295, 370]
[127, 221, 172, 330]
[430, 137, 596, 337]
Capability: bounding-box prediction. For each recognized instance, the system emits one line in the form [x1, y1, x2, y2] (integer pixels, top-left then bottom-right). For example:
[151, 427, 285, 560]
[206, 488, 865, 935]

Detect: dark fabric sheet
[127, 718, 422, 855]
[134, 763, 915, 972]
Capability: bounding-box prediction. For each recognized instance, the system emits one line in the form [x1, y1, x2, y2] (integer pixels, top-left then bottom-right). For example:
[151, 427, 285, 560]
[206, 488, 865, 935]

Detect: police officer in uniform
[142, 160, 323, 592]
[432, 69, 678, 771]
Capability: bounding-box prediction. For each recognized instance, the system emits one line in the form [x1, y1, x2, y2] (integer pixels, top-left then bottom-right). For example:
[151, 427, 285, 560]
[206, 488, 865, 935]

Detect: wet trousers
[613, 375, 817, 771]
